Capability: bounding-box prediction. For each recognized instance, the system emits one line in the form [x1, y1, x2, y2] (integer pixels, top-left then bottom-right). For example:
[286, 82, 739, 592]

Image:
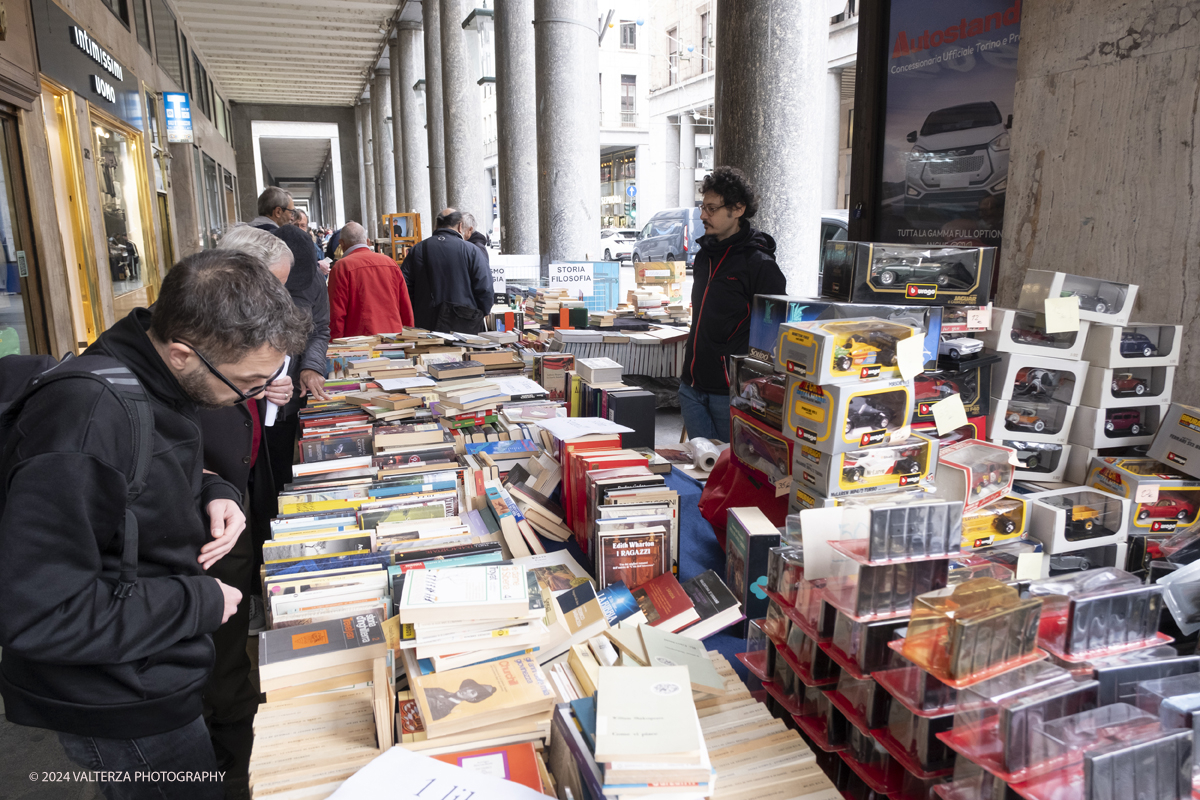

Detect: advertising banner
[875, 0, 1021, 247]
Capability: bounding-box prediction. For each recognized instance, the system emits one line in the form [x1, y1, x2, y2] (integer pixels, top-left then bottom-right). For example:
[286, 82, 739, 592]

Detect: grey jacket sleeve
[300, 270, 330, 375]
[468, 249, 494, 315]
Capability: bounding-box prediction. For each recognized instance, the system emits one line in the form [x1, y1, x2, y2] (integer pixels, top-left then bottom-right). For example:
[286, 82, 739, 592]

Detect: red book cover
[557, 435, 622, 532]
[631, 571, 699, 633]
[570, 451, 648, 550]
[432, 742, 543, 792]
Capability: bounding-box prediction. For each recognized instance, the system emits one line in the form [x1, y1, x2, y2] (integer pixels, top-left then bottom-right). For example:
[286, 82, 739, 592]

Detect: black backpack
[0, 353, 154, 599]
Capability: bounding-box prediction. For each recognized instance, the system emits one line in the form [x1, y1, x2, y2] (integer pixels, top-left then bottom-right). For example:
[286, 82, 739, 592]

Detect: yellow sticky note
[896, 335, 925, 382]
[1043, 296, 1080, 333]
[931, 393, 969, 436]
[1016, 552, 1045, 580]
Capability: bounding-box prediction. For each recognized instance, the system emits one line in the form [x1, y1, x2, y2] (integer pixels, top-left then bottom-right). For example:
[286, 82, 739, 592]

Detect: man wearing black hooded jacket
[680, 166, 787, 442]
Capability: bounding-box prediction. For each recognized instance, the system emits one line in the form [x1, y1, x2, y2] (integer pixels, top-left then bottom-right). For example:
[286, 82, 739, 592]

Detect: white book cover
[397, 564, 528, 622]
[594, 666, 701, 763]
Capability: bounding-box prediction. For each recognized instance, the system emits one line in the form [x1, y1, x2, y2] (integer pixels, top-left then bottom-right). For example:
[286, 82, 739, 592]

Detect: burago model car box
[941, 306, 993, 335]
[911, 414, 988, 442]
[791, 432, 938, 499]
[747, 294, 943, 369]
[992, 439, 1071, 483]
[976, 307, 1092, 361]
[989, 397, 1077, 445]
[1086, 456, 1200, 535]
[776, 317, 922, 385]
[788, 484, 843, 513]
[992, 353, 1088, 407]
[1080, 365, 1175, 410]
[961, 495, 1029, 550]
[1148, 404, 1200, 479]
[729, 355, 786, 429]
[1081, 323, 1182, 369]
[1069, 404, 1161, 449]
[729, 407, 793, 486]
[935, 439, 1018, 513]
[912, 360, 994, 423]
[1018, 270, 1139, 326]
[1027, 486, 1129, 554]
[782, 376, 915, 455]
[820, 241, 995, 307]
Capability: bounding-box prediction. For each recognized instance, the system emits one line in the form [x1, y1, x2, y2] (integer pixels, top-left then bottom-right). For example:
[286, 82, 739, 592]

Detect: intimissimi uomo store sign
[30, 0, 143, 129]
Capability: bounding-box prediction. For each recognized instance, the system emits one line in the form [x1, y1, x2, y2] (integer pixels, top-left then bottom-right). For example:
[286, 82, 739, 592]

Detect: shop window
[620, 21, 636, 49]
[700, 13, 712, 73]
[192, 55, 209, 118]
[620, 75, 636, 126]
[203, 154, 223, 245]
[668, 28, 678, 85]
[193, 148, 208, 250]
[100, 0, 130, 28]
[151, 0, 184, 89]
[92, 118, 153, 317]
[134, 0, 152, 53]
[0, 117, 43, 355]
[215, 90, 227, 140]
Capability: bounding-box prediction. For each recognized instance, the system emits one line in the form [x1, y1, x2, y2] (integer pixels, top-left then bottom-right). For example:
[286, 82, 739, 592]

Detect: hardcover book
[678, 569, 743, 640]
[631, 571, 699, 632]
[725, 507, 781, 636]
[595, 526, 668, 590]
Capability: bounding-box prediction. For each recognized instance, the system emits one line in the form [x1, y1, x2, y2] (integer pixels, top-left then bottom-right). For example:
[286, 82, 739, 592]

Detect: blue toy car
[1120, 332, 1157, 358]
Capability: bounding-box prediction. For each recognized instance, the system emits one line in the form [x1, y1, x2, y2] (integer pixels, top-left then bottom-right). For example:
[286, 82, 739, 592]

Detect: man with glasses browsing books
[0, 250, 311, 799]
[680, 166, 787, 442]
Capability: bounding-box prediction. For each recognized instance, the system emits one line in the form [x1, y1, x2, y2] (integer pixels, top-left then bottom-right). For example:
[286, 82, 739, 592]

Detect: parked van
[632, 208, 705, 266]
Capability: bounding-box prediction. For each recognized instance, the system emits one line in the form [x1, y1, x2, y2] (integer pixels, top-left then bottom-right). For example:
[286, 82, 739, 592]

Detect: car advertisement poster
[875, 0, 1021, 246]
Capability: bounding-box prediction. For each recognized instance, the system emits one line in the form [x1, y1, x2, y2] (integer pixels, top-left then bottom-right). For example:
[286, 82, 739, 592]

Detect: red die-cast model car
[1137, 495, 1198, 523]
[1111, 373, 1148, 396]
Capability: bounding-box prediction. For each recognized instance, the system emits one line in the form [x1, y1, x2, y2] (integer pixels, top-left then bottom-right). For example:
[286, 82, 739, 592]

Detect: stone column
[397, 21, 432, 235]
[372, 68, 397, 219]
[361, 97, 379, 240]
[664, 116, 680, 210]
[534, 0, 601, 267]
[389, 37, 407, 214]
[422, 0, 447, 218]
[679, 112, 696, 207]
[714, 0, 827, 295]
[439, 0, 488, 219]
[354, 99, 370, 232]
[823, 68, 842, 209]
[494, 0, 539, 254]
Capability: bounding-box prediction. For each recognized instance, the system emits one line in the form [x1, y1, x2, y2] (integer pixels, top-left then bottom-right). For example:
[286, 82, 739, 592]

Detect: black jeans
[57, 716, 224, 800]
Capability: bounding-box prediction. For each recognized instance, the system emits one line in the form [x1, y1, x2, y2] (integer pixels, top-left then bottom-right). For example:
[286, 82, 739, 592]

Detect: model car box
[1086, 456, 1200, 535]
[941, 306, 993, 335]
[1080, 365, 1175, 410]
[961, 495, 1029, 550]
[1081, 323, 1182, 369]
[634, 261, 686, 283]
[782, 375, 915, 455]
[729, 406, 793, 486]
[788, 484, 843, 513]
[1046, 541, 1128, 577]
[976, 307, 1092, 361]
[1147, 403, 1200, 479]
[992, 439, 1071, 483]
[912, 361, 993, 423]
[992, 353, 1088, 406]
[730, 355, 786, 429]
[821, 241, 996, 307]
[792, 432, 938, 499]
[747, 294, 943, 369]
[1017, 270, 1140, 327]
[911, 414, 988, 442]
[935, 439, 1018, 513]
[776, 317, 922, 385]
[1069, 404, 1161, 449]
[1027, 486, 1129, 554]
[989, 397, 1077, 445]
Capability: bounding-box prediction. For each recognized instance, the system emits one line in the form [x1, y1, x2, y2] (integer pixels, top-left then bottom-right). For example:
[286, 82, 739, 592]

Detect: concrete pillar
[714, 0, 827, 295]
[361, 97, 379, 240]
[664, 116, 680, 210]
[635, 142, 659, 228]
[397, 22, 432, 235]
[439, 0, 487, 220]
[354, 100, 370, 233]
[679, 112, 696, 208]
[422, 0, 448, 219]
[534, 0, 601, 266]
[389, 37, 407, 215]
[372, 68, 397, 219]
[494, 0, 539, 254]
[823, 68, 842, 210]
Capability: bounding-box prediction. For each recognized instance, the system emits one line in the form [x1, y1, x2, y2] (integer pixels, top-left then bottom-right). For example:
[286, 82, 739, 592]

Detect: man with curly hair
[680, 166, 787, 441]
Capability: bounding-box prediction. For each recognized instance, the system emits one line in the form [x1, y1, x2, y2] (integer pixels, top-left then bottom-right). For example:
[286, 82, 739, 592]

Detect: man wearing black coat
[680, 166, 787, 442]
[401, 208, 493, 333]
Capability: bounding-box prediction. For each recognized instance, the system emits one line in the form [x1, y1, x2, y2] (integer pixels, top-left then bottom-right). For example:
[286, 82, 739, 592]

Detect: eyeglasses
[700, 203, 727, 215]
[174, 340, 288, 402]
[278, 206, 296, 219]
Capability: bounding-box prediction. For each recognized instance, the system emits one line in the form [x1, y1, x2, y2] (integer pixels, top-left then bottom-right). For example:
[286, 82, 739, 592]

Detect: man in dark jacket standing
[0, 250, 311, 799]
[680, 166, 787, 442]
[401, 208, 493, 333]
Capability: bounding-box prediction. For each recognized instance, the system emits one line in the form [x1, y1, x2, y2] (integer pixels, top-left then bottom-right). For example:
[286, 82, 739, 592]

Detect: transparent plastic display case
[821, 557, 952, 620]
[832, 494, 964, 562]
[938, 439, 1019, 514]
[1136, 672, 1200, 735]
[1026, 567, 1168, 660]
[763, 594, 792, 644]
[794, 685, 849, 752]
[938, 760, 1018, 800]
[1019, 270, 1139, 326]
[828, 671, 894, 732]
[841, 724, 907, 795]
[767, 545, 805, 604]
[826, 610, 907, 679]
[1009, 728, 1192, 800]
[1000, 440, 1067, 478]
[765, 649, 803, 715]
[738, 617, 775, 680]
[777, 316, 922, 385]
[874, 664, 959, 717]
[784, 617, 841, 686]
[1083, 323, 1182, 369]
[1029, 489, 1127, 552]
[881, 700, 957, 775]
[730, 355, 787, 429]
[1089, 645, 1200, 705]
[978, 307, 1090, 360]
[900, 578, 1044, 685]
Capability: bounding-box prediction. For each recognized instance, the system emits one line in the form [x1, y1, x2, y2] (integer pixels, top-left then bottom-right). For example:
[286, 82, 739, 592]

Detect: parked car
[1105, 409, 1143, 435]
[1120, 332, 1158, 358]
[1137, 496, 1198, 522]
[632, 208, 705, 266]
[904, 101, 1011, 210]
[601, 228, 638, 262]
[1111, 373, 1149, 396]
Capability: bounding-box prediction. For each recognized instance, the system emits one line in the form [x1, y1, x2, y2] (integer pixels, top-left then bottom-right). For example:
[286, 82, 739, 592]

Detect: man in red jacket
[328, 221, 415, 338]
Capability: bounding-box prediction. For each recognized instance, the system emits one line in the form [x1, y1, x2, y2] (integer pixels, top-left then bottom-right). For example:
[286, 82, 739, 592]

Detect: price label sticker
[1135, 484, 1160, 504]
[966, 304, 992, 330]
[774, 476, 792, 497]
[931, 394, 969, 436]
